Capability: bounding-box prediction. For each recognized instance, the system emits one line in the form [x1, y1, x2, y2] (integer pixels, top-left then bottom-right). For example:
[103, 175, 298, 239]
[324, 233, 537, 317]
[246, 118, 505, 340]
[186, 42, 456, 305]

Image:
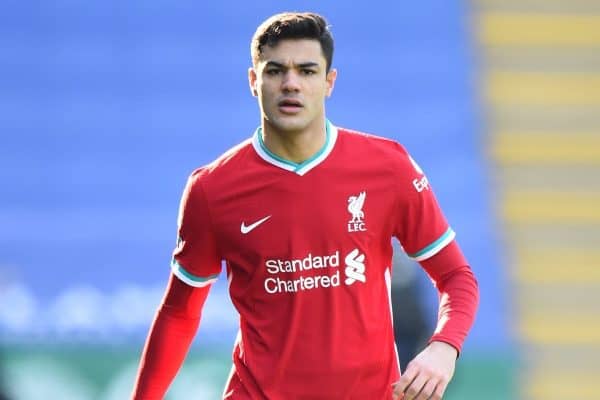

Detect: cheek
[309, 85, 329, 102]
[258, 91, 278, 114]
[257, 87, 274, 105]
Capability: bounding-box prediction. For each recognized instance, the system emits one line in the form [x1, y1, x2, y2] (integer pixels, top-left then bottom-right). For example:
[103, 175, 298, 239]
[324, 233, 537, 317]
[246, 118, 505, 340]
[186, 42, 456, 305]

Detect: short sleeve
[393, 152, 455, 262]
[170, 170, 222, 287]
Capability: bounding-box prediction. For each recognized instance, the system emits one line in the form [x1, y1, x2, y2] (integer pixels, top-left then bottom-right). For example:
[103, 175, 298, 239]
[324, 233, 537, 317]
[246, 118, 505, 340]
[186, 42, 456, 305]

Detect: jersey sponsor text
[265, 251, 339, 273]
[263, 249, 367, 293]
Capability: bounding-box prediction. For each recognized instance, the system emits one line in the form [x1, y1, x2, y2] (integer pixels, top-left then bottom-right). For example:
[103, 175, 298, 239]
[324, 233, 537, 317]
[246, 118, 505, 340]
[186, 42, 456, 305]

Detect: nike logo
[240, 215, 271, 234]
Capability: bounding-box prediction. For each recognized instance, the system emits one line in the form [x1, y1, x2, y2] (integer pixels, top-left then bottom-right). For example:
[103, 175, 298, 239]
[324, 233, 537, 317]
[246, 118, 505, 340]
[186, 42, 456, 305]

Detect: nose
[281, 70, 301, 93]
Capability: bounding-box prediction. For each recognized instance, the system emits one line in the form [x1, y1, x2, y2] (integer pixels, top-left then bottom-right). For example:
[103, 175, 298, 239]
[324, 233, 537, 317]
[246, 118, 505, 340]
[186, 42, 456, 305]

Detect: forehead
[258, 39, 326, 67]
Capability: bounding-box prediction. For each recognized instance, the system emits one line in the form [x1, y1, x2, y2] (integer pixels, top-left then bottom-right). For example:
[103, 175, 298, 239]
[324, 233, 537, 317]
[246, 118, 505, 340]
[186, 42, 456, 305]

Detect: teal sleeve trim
[171, 259, 219, 287]
[408, 227, 456, 261]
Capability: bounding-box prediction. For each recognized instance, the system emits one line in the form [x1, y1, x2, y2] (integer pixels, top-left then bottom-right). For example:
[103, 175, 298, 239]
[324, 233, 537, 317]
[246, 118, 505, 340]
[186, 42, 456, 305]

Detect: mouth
[278, 98, 304, 114]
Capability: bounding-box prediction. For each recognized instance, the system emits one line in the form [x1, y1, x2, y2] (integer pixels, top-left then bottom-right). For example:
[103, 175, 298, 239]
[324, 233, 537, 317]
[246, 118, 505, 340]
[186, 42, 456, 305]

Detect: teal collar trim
[252, 120, 338, 176]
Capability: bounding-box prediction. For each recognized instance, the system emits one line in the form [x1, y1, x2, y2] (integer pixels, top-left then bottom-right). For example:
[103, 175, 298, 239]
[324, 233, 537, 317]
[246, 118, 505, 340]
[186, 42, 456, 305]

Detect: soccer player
[132, 12, 479, 400]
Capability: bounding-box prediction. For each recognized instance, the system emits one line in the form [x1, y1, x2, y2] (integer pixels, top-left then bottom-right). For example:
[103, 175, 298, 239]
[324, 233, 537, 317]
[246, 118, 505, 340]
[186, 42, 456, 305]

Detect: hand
[392, 341, 457, 400]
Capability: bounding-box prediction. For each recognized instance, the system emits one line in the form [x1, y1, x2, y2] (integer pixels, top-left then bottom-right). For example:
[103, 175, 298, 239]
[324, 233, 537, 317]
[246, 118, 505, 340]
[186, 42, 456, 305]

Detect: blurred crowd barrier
[477, 0, 600, 399]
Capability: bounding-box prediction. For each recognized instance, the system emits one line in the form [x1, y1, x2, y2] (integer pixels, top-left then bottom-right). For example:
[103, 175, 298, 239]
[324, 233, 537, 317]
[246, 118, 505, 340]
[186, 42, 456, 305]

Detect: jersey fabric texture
[172, 121, 458, 399]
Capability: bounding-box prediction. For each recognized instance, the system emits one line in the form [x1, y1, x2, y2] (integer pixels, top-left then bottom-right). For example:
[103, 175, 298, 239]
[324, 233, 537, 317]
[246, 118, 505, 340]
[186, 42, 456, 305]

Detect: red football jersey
[172, 121, 455, 399]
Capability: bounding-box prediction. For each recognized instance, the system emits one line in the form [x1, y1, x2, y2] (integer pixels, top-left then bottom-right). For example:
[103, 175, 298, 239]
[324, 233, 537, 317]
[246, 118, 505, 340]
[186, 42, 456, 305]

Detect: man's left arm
[393, 240, 479, 400]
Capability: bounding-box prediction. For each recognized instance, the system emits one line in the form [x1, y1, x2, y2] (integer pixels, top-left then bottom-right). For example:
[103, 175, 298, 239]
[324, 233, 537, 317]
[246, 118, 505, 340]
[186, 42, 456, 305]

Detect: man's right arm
[132, 170, 222, 398]
[131, 274, 211, 399]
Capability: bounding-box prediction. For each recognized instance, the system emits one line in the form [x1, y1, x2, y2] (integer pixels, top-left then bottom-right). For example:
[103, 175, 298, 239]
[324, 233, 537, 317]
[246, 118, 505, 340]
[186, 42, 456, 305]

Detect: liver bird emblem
[347, 191, 366, 223]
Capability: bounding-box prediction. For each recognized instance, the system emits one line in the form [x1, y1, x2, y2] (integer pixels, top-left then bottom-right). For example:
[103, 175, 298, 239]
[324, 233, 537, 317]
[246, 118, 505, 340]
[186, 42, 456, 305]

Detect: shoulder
[187, 137, 254, 187]
[335, 126, 413, 165]
[334, 126, 426, 192]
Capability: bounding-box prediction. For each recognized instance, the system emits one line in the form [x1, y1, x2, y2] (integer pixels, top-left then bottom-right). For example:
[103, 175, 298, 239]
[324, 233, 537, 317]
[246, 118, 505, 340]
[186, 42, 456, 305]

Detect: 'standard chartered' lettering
[265, 251, 339, 274]
[264, 272, 341, 294]
[264, 251, 341, 294]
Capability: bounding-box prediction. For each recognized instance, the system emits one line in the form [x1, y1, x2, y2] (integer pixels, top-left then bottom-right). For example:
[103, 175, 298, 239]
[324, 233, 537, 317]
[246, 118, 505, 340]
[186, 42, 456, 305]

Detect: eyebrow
[265, 61, 320, 69]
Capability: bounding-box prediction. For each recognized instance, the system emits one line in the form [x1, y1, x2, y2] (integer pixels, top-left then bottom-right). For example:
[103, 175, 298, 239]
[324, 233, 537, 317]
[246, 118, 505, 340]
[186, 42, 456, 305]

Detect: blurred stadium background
[1, 1, 598, 399]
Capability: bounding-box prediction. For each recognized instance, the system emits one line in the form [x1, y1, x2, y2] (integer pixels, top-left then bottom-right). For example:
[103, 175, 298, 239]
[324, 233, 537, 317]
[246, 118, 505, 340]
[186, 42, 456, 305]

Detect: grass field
[1, 344, 514, 399]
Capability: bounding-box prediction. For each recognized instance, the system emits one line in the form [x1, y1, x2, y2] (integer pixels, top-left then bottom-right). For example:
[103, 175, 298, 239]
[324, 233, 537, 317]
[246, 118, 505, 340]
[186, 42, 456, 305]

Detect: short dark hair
[251, 12, 334, 72]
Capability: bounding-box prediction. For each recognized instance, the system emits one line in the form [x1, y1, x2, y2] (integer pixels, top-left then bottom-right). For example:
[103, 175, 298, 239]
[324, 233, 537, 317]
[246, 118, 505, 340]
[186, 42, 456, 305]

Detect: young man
[132, 12, 479, 400]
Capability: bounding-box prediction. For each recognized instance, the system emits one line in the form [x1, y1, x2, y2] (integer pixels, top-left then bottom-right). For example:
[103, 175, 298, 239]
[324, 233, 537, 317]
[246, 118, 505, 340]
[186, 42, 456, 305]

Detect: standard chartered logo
[344, 249, 366, 285]
[263, 249, 367, 294]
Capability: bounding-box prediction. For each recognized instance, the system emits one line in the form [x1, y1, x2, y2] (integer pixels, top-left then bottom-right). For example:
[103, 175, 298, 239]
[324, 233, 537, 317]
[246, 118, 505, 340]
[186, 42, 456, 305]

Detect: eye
[301, 69, 316, 75]
[266, 69, 281, 76]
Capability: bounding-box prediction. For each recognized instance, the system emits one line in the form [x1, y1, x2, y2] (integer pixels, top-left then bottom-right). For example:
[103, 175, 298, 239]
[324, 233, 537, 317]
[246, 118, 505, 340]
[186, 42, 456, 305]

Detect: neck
[261, 118, 327, 164]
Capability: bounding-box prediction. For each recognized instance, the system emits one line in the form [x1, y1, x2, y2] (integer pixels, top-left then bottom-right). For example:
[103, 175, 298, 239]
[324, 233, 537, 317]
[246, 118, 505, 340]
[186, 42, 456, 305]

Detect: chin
[268, 116, 309, 133]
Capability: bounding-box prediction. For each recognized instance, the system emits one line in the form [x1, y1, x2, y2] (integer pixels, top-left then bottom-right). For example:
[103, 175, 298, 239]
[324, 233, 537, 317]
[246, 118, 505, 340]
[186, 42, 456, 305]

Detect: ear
[325, 68, 337, 98]
[248, 67, 258, 97]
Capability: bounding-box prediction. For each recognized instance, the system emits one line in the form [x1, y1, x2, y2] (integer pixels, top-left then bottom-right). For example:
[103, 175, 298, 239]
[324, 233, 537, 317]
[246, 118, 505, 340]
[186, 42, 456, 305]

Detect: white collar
[251, 120, 338, 176]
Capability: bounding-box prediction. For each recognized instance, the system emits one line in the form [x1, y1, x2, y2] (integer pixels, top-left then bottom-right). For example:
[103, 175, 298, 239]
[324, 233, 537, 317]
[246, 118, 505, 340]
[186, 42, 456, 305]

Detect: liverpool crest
[347, 191, 367, 232]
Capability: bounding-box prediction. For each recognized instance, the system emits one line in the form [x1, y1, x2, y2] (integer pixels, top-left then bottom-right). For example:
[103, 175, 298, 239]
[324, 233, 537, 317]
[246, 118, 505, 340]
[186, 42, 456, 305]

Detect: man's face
[249, 39, 337, 133]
